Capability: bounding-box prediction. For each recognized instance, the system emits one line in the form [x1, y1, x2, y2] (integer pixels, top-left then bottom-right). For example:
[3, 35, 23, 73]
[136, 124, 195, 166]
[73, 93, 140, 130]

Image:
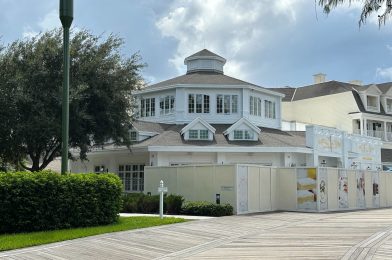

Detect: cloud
[22, 9, 61, 39]
[376, 67, 392, 80]
[155, 0, 306, 80]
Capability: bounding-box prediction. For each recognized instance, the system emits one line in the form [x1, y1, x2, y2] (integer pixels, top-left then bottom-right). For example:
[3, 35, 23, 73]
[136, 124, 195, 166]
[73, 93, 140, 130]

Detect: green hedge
[122, 193, 184, 214]
[0, 171, 123, 234]
[181, 201, 233, 216]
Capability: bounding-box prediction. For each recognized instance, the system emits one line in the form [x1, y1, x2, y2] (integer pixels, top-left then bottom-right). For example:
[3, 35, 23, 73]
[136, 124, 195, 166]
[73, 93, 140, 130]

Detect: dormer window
[181, 117, 216, 141]
[189, 129, 209, 140]
[223, 117, 261, 141]
[366, 95, 379, 111]
[233, 130, 254, 140]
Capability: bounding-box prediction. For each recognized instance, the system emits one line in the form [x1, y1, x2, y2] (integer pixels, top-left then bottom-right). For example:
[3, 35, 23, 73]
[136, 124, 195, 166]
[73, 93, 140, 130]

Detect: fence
[144, 164, 392, 214]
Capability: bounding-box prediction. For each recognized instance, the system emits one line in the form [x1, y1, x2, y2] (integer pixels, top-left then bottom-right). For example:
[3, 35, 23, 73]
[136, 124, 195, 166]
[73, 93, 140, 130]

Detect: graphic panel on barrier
[338, 170, 348, 208]
[356, 171, 366, 208]
[372, 172, 380, 208]
[297, 168, 317, 210]
[318, 168, 328, 211]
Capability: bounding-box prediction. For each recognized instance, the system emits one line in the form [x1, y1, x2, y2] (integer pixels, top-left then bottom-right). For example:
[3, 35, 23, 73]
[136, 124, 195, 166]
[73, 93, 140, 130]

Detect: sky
[1, 0, 392, 88]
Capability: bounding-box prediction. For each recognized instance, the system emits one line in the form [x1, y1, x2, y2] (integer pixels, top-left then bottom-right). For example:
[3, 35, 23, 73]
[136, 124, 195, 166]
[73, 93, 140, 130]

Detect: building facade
[70, 51, 382, 192]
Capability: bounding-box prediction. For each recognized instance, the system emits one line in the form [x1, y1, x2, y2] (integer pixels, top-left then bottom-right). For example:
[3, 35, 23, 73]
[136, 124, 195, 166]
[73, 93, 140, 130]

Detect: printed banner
[297, 168, 317, 210]
[338, 170, 348, 208]
[356, 170, 366, 208]
[318, 168, 328, 211]
[372, 172, 380, 208]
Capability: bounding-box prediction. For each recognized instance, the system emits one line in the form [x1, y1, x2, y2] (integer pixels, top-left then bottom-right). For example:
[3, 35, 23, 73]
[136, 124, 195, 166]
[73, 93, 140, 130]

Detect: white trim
[180, 117, 216, 135]
[148, 145, 313, 154]
[133, 84, 285, 98]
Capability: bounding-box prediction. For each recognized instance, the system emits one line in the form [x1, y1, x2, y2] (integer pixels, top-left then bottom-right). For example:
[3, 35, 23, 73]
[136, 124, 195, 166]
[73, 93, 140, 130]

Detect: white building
[70, 50, 382, 192]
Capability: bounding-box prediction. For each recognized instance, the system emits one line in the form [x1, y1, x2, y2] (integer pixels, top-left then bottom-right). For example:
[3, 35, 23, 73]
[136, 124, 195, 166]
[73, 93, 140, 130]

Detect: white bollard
[158, 180, 168, 219]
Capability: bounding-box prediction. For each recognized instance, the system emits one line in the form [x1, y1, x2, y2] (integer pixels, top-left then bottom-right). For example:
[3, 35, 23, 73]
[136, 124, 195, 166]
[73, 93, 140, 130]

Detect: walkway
[3, 209, 392, 259]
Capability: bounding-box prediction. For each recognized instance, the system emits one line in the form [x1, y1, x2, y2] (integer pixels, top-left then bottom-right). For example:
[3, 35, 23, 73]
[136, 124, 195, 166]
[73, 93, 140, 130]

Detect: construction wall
[144, 164, 392, 214]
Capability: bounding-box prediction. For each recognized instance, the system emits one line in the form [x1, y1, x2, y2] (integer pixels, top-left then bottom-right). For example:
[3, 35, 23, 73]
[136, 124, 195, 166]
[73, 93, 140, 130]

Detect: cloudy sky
[1, 0, 392, 88]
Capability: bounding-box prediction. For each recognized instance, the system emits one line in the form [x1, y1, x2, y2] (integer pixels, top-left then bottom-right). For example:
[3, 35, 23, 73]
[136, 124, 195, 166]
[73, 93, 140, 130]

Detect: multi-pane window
[188, 94, 210, 113]
[94, 165, 105, 173]
[160, 95, 175, 115]
[264, 100, 276, 119]
[199, 130, 209, 139]
[188, 129, 209, 140]
[189, 130, 198, 139]
[250, 96, 262, 116]
[130, 131, 137, 141]
[217, 95, 238, 114]
[233, 130, 254, 140]
[140, 98, 155, 117]
[118, 164, 145, 192]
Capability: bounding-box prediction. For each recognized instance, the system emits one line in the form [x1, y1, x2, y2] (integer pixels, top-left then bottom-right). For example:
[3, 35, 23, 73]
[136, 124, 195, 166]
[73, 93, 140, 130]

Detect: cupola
[184, 49, 226, 75]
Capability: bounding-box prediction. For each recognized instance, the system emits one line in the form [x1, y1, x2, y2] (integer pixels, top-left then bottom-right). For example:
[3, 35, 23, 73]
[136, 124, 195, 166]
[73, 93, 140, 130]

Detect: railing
[353, 129, 391, 141]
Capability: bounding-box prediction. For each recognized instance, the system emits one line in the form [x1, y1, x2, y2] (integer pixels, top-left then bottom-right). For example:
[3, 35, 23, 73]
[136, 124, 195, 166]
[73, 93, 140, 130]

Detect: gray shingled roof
[147, 72, 264, 89]
[187, 49, 225, 60]
[269, 87, 296, 101]
[130, 121, 307, 148]
[271, 81, 357, 101]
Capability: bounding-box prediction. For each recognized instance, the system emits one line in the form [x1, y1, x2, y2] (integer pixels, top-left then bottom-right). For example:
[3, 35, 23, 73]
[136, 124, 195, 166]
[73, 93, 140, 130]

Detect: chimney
[348, 80, 362, 86]
[313, 73, 326, 84]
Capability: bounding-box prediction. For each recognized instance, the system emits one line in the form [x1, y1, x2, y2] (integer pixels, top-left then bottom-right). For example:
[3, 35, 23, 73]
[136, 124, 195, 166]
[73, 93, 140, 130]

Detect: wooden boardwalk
[3, 209, 392, 259]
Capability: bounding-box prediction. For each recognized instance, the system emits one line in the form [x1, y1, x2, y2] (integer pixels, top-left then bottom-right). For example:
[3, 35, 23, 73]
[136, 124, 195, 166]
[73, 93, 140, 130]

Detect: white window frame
[188, 94, 210, 114]
[250, 96, 262, 116]
[217, 94, 238, 114]
[188, 129, 209, 140]
[140, 98, 155, 117]
[160, 95, 175, 115]
[118, 164, 145, 192]
[264, 100, 276, 119]
[233, 130, 254, 140]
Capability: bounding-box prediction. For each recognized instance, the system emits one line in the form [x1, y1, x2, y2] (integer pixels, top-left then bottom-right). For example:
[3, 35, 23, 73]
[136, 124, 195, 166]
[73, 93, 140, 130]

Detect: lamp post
[59, 0, 73, 174]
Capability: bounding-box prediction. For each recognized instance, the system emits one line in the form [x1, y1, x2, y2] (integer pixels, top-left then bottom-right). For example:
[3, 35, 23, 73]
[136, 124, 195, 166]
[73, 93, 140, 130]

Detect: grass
[0, 217, 186, 252]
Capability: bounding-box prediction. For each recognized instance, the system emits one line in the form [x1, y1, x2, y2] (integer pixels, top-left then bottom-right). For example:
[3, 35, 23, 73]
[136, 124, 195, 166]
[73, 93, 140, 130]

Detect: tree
[319, 0, 392, 26]
[0, 29, 144, 171]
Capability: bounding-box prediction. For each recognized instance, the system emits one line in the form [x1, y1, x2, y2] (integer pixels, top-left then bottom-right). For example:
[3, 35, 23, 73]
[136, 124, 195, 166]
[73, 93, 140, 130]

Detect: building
[271, 74, 392, 164]
[70, 51, 382, 192]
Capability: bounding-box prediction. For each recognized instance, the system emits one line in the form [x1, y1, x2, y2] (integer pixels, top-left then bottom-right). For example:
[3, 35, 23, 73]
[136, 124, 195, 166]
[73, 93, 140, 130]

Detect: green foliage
[319, 0, 392, 26]
[0, 216, 186, 252]
[0, 29, 145, 171]
[165, 194, 185, 214]
[122, 193, 184, 214]
[0, 171, 123, 233]
[181, 201, 233, 217]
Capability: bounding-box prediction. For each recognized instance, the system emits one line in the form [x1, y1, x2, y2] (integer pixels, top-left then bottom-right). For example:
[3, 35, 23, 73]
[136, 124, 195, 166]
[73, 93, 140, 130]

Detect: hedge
[0, 171, 123, 234]
[122, 193, 184, 214]
[181, 201, 233, 216]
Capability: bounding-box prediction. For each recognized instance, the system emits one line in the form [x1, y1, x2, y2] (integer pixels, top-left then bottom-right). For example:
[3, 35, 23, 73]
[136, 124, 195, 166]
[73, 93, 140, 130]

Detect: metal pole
[59, 0, 73, 174]
[159, 180, 164, 219]
[61, 26, 70, 174]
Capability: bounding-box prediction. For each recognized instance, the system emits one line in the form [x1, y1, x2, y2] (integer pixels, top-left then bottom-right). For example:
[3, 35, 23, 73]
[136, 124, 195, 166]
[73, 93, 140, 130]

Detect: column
[363, 118, 367, 136]
[384, 121, 387, 141]
[360, 118, 363, 135]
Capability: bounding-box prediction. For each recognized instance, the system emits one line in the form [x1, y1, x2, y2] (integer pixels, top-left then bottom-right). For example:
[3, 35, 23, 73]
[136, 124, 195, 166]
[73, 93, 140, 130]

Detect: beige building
[271, 74, 392, 163]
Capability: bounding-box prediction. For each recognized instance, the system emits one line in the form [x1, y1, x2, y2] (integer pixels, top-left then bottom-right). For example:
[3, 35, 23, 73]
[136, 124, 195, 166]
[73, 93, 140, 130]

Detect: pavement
[3, 209, 392, 259]
[119, 213, 214, 220]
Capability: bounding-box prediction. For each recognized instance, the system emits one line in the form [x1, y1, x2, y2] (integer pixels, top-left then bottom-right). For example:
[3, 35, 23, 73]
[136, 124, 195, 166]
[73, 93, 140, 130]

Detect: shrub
[181, 201, 233, 216]
[121, 193, 184, 214]
[165, 194, 184, 214]
[0, 171, 123, 234]
[138, 195, 160, 213]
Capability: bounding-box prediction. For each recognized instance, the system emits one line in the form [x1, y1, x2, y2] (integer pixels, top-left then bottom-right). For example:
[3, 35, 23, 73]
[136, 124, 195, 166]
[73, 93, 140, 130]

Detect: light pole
[59, 0, 73, 174]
